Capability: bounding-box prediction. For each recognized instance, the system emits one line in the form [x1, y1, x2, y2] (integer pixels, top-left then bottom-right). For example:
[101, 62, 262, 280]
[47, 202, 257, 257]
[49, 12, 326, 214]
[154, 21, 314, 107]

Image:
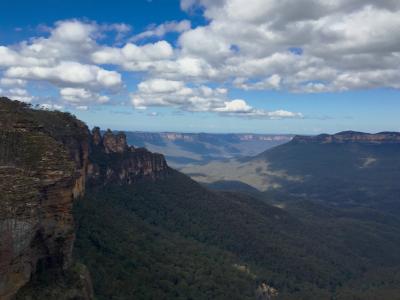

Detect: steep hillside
[125, 131, 293, 167]
[0, 98, 170, 299]
[74, 171, 400, 299]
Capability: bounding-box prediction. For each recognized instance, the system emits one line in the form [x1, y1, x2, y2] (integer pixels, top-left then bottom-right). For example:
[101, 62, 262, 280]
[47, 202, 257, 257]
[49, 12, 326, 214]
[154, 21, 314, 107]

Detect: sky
[0, 0, 399, 134]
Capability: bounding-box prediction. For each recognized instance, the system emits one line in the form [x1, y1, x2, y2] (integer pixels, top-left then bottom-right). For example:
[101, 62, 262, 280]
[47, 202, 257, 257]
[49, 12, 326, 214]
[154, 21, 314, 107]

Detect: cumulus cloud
[92, 0, 400, 93]
[131, 78, 302, 118]
[6, 62, 121, 89]
[176, 0, 400, 91]
[60, 87, 110, 104]
[4, 3, 397, 115]
[0, 20, 123, 107]
[131, 78, 224, 110]
[92, 40, 173, 71]
[214, 99, 302, 118]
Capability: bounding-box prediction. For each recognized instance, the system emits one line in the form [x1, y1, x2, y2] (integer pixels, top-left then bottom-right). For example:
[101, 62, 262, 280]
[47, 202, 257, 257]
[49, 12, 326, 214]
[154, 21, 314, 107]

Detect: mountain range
[1, 97, 400, 299]
[182, 131, 400, 208]
[124, 131, 293, 168]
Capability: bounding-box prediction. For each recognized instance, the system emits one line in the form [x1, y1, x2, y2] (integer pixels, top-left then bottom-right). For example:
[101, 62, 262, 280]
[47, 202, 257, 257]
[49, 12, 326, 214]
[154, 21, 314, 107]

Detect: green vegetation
[74, 170, 400, 299]
[15, 263, 93, 300]
[260, 142, 400, 210]
[74, 177, 257, 299]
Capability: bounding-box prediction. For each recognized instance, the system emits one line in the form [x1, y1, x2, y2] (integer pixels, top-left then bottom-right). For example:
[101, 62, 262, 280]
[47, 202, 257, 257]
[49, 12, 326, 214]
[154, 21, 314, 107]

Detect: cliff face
[0, 98, 90, 299]
[88, 127, 169, 185]
[292, 131, 400, 144]
[0, 98, 169, 299]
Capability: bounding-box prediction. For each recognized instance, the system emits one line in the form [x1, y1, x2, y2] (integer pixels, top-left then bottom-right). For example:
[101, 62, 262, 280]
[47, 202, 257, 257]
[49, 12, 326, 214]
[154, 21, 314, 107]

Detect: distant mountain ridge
[123, 131, 294, 167]
[130, 131, 292, 142]
[182, 130, 400, 205]
[292, 131, 400, 144]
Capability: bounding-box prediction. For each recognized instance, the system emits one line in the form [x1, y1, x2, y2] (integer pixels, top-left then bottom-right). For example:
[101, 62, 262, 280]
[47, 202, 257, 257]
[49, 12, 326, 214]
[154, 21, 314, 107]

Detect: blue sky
[0, 0, 399, 134]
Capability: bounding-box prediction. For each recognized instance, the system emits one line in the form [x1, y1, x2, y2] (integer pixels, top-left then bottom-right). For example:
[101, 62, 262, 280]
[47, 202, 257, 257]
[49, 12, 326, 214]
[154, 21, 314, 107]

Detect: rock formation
[0, 98, 170, 299]
[87, 127, 169, 185]
[102, 129, 128, 154]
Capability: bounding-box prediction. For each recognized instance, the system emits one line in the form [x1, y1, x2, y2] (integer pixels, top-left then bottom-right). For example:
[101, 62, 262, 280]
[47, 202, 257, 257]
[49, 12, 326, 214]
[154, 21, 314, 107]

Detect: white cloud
[214, 99, 302, 119]
[131, 78, 301, 118]
[137, 78, 185, 94]
[4, 3, 397, 115]
[234, 74, 282, 90]
[0, 20, 122, 107]
[6, 62, 121, 89]
[51, 20, 96, 43]
[92, 40, 173, 71]
[175, 0, 400, 91]
[60, 87, 110, 104]
[0, 78, 26, 87]
[214, 99, 252, 112]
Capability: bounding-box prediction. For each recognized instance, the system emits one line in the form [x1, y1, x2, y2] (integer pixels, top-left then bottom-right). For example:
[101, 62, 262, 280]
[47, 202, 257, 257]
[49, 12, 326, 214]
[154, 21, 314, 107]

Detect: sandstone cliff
[0, 98, 90, 300]
[87, 127, 169, 185]
[0, 98, 170, 299]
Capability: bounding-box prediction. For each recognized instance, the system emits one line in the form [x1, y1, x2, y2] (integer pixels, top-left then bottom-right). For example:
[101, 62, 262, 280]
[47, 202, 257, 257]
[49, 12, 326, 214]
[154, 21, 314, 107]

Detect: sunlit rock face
[0, 98, 170, 299]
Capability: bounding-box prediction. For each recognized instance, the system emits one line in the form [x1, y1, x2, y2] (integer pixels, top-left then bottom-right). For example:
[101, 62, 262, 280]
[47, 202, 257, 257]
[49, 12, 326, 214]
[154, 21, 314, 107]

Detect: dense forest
[74, 170, 400, 299]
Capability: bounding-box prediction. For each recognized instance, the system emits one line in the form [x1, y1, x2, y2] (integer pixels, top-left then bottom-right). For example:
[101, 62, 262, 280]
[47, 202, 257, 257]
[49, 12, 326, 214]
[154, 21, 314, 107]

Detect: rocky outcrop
[88, 128, 169, 185]
[0, 98, 170, 299]
[102, 129, 128, 154]
[292, 131, 400, 144]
